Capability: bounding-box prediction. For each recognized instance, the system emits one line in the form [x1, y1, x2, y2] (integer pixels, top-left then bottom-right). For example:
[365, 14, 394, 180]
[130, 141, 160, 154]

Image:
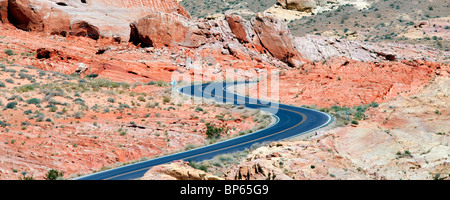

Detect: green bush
[4, 49, 16, 56]
[205, 122, 227, 139]
[26, 98, 41, 105]
[162, 96, 170, 104]
[16, 84, 35, 93]
[89, 78, 120, 89]
[5, 101, 17, 109]
[73, 98, 85, 105]
[45, 169, 64, 180]
[137, 96, 146, 102]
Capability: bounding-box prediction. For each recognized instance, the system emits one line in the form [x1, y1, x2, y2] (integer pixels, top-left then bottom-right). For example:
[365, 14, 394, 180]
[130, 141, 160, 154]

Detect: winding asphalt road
[76, 82, 333, 180]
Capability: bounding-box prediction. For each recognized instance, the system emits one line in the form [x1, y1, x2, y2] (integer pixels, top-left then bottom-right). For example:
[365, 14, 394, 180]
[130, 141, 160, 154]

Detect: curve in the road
[76, 82, 333, 180]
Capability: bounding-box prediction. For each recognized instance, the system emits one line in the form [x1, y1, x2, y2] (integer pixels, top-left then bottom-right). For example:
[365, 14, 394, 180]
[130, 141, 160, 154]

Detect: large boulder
[129, 12, 208, 48]
[4, 0, 45, 31]
[141, 161, 222, 180]
[294, 35, 403, 62]
[225, 13, 253, 44]
[276, 0, 319, 12]
[251, 12, 306, 67]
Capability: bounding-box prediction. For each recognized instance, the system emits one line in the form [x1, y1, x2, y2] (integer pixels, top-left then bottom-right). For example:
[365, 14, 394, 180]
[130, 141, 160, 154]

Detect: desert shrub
[214, 154, 237, 165]
[23, 110, 33, 115]
[0, 121, 10, 127]
[119, 103, 130, 109]
[74, 112, 83, 119]
[184, 143, 197, 151]
[20, 174, 35, 180]
[16, 84, 36, 93]
[89, 78, 120, 89]
[145, 102, 158, 108]
[167, 106, 176, 111]
[4, 49, 16, 56]
[119, 128, 127, 136]
[26, 98, 41, 105]
[35, 114, 45, 122]
[155, 80, 168, 87]
[205, 122, 227, 139]
[188, 161, 208, 172]
[8, 95, 23, 101]
[162, 96, 170, 104]
[120, 82, 130, 89]
[0, 82, 5, 87]
[137, 96, 146, 102]
[45, 169, 64, 180]
[5, 101, 17, 109]
[49, 106, 58, 112]
[73, 98, 85, 105]
[18, 72, 33, 80]
[85, 74, 99, 78]
[195, 106, 203, 112]
[369, 101, 379, 108]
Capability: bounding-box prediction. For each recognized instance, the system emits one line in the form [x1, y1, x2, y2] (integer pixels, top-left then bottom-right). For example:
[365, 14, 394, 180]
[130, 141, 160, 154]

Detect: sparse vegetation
[45, 169, 64, 180]
[26, 98, 41, 105]
[205, 122, 228, 140]
[5, 101, 17, 109]
[162, 96, 171, 104]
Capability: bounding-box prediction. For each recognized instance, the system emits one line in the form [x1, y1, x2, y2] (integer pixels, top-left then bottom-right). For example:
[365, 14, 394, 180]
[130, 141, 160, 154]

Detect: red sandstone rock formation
[251, 12, 307, 68]
[225, 14, 253, 44]
[1, 0, 189, 40]
[129, 12, 207, 48]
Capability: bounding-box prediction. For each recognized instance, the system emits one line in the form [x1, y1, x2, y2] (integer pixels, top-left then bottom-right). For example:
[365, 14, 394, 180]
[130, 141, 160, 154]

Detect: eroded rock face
[1, 0, 190, 40]
[6, 0, 44, 31]
[293, 35, 446, 62]
[251, 12, 306, 67]
[225, 13, 253, 44]
[129, 12, 207, 48]
[276, 0, 319, 12]
[141, 161, 222, 180]
[70, 21, 100, 40]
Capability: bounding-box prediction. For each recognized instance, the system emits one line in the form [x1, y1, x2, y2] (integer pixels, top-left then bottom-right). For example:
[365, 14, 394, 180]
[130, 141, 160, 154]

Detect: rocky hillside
[180, 0, 276, 19]
[178, 0, 450, 51]
[289, 0, 450, 51]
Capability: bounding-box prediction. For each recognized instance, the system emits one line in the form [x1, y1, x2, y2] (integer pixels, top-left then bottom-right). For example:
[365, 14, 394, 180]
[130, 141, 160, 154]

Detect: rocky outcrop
[251, 12, 306, 68]
[275, 0, 341, 12]
[70, 21, 100, 40]
[1, 0, 190, 40]
[276, 0, 320, 12]
[293, 34, 447, 62]
[4, 0, 45, 31]
[231, 162, 293, 180]
[141, 161, 222, 180]
[2, 0, 309, 68]
[225, 13, 254, 44]
[129, 11, 307, 67]
[129, 12, 207, 48]
[294, 35, 392, 62]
